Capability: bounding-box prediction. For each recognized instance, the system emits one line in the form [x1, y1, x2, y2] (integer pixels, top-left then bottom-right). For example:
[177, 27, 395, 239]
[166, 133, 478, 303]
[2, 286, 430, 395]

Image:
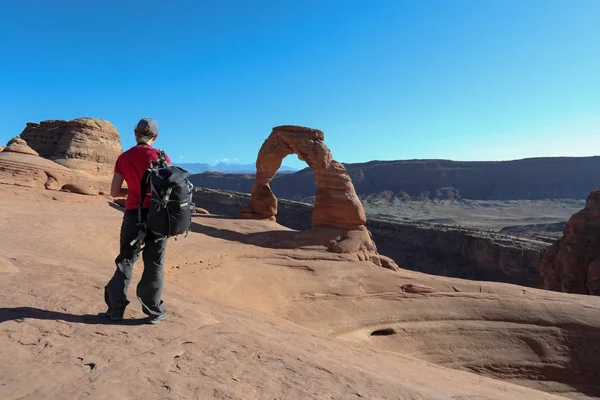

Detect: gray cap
[135, 118, 159, 136]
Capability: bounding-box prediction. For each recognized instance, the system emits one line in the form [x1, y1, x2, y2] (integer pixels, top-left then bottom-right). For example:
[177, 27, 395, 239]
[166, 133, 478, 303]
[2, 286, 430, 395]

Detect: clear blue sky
[1, 0, 598, 168]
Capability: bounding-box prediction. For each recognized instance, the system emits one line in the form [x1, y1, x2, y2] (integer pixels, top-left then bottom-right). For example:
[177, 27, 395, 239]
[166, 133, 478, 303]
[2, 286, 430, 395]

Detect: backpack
[136, 150, 194, 240]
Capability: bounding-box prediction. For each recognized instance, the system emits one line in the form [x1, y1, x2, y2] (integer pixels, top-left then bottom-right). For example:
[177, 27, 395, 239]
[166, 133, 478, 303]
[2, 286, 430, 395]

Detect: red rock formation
[20, 118, 122, 195]
[540, 189, 600, 295]
[0, 138, 74, 191]
[5, 137, 39, 156]
[239, 125, 397, 270]
[240, 126, 366, 228]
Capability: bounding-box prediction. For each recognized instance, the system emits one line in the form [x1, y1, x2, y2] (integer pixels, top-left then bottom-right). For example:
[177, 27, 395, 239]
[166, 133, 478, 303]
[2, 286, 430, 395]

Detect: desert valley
[1, 118, 600, 400]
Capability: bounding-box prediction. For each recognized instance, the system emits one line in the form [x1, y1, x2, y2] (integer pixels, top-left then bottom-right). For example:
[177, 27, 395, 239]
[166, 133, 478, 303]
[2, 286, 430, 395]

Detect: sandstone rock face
[5, 137, 39, 156]
[0, 138, 74, 191]
[238, 126, 395, 270]
[400, 283, 438, 294]
[240, 126, 366, 229]
[369, 218, 548, 287]
[20, 118, 122, 194]
[540, 189, 600, 295]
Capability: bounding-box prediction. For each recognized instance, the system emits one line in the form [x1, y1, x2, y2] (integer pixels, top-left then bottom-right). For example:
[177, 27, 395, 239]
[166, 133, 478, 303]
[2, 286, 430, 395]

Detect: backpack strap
[129, 168, 152, 247]
[156, 149, 168, 166]
[138, 168, 152, 225]
[130, 151, 167, 247]
[137, 150, 165, 222]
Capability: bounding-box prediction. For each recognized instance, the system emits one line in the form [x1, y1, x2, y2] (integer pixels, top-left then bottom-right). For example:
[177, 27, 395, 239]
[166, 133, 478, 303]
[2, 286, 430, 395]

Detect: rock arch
[239, 125, 366, 228]
[239, 125, 398, 270]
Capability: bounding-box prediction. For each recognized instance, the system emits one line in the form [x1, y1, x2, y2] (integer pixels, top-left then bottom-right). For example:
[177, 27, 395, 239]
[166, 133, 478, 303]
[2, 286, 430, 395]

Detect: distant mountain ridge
[189, 156, 600, 201]
[177, 162, 298, 174]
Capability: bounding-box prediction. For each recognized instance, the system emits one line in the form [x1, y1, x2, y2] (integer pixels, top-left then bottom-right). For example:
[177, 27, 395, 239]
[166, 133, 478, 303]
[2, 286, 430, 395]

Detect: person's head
[134, 118, 159, 145]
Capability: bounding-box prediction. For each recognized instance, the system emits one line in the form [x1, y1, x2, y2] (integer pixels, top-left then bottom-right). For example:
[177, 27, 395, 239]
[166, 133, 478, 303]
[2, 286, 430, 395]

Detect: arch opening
[239, 125, 366, 230]
[237, 126, 398, 270]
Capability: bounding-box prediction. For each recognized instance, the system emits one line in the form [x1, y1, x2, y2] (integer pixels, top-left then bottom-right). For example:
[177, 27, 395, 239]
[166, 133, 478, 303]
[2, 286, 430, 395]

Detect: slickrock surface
[1, 184, 599, 399]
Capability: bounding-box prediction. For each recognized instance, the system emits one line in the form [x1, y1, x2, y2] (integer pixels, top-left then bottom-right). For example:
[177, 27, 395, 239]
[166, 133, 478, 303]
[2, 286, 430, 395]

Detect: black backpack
[136, 150, 194, 240]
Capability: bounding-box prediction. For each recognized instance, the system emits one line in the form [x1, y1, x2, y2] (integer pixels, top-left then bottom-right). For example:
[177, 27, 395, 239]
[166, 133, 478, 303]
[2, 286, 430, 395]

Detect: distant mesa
[541, 189, 600, 295]
[20, 117, 122, 195]
[178, 162, 298, 174]
[191, 156, 600, 202]
[238, 125, 398, 271]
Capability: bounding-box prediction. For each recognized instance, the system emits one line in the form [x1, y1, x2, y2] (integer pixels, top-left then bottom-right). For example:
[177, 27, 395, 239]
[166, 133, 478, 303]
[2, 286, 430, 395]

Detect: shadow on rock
[107, 201, 125, 213]
[190, 221, 343, 249]
[0, 307, 149, 325]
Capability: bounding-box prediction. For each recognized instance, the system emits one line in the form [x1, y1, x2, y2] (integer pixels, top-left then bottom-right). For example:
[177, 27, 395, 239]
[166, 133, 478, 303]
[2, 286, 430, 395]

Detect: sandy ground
[1, 185, 600, 400]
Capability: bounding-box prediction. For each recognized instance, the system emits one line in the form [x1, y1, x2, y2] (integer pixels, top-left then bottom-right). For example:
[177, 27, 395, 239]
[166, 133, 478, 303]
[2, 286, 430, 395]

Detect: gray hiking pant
[104, 209, 168, 317]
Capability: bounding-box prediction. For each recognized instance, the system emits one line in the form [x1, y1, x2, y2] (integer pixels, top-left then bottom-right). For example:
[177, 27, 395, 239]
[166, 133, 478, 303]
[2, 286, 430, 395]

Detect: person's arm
[110, 173, 127, 197]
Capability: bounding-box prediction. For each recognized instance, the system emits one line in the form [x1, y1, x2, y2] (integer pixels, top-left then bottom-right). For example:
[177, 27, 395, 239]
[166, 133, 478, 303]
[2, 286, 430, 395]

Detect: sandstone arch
[239, 125, 398, 270]
[240, 125, 366, 228]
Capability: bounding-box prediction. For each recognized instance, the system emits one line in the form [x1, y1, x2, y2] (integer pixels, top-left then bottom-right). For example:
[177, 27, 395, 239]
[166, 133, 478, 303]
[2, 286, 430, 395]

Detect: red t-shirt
[114, 145, 172, 210]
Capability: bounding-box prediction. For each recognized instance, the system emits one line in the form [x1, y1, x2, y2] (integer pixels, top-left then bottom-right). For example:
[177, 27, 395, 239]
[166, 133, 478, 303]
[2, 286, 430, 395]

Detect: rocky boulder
[20, 118, 122, 194]
[5, 137, 39, 156]
[0, 138, 74, 191]
[238, 125, 397, 270]
[540, 189, 600, 295]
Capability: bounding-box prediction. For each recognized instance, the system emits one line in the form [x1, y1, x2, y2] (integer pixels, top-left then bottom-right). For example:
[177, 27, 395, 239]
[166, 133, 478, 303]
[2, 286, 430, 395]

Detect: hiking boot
[147, 312, 167, 325]
[104, 308, 125, 321]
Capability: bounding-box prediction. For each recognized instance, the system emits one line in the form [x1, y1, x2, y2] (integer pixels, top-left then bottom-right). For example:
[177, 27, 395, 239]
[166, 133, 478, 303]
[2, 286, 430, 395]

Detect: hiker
[104, 118, 171, 324]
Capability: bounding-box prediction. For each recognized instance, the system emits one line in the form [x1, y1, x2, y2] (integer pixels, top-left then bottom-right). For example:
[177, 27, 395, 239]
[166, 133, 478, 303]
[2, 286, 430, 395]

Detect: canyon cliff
[541, 189, 600, 295]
